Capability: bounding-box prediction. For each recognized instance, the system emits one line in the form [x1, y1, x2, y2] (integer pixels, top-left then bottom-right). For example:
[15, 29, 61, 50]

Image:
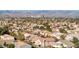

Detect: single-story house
[0, 34, 15, 44]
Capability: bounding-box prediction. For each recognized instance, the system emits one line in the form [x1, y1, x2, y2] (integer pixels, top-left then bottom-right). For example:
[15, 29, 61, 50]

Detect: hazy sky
[0, 0, 78, 10]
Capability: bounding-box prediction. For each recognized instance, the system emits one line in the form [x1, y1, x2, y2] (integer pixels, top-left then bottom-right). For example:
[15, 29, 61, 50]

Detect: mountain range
[0, 10, 79, 17]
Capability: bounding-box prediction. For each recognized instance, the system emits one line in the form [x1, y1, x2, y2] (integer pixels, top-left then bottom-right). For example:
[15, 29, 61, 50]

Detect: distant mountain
[0, 10, 79, 17]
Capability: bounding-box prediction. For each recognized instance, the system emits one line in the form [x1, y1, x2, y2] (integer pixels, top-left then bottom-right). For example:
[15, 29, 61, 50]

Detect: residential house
[0, 34, 15, 45]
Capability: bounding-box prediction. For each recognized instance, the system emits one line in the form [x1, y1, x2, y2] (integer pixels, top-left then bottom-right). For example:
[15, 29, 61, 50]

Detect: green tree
[7, 44, 15, 48]
[72, 37, 79, 44]
[59, 28, 67, 33]
[72, 37, 79, 48]
[46, 25, 52, 32]
[60, 35, 65, 40]
[33, 26, 39, 29]
[0, 45, 4, 48]
[0, 26, 9, 35]
[40, 26, 45, 30]
[17, 31, 25, 41]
